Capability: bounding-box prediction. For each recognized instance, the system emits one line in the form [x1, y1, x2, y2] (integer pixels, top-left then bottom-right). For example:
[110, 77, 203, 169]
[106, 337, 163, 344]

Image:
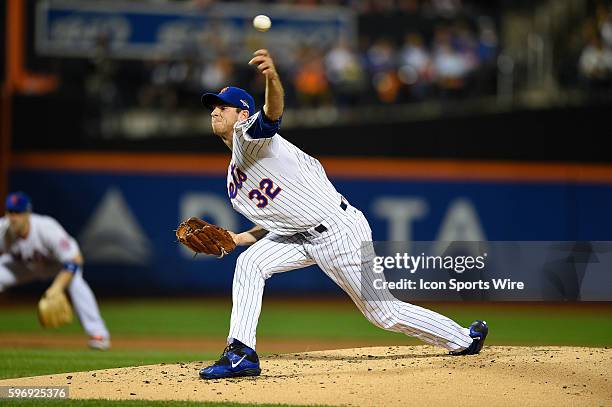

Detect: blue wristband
[63, 262, 81, 274]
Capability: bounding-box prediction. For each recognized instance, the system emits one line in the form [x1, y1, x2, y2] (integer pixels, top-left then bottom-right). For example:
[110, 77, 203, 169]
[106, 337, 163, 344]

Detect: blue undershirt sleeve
[245, 111, 282, 139]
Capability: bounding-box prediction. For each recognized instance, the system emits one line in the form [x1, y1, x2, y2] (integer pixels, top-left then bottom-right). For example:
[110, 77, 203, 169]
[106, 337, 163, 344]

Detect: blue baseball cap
[6, 191, 32, 213]
[201, 86, 255, 116]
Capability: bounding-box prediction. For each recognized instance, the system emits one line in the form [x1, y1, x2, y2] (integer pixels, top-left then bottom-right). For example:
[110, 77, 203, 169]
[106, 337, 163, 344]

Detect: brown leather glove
[176, 217, 236, 258]
[38, 291, 74, 328]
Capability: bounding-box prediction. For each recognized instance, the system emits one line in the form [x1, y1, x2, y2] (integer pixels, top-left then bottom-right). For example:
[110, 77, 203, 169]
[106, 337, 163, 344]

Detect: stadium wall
[8, 153, 612, 299]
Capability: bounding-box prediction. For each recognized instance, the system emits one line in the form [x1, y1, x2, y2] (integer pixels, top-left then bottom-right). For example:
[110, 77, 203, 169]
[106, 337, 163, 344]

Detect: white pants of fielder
[0, 255, 110, 339]
[229, 203, 473, 351]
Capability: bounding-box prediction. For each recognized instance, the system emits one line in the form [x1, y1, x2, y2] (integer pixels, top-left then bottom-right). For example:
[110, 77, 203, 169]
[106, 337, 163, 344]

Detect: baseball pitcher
[0, 192, 110, 350]
[186, 49, 488, 379]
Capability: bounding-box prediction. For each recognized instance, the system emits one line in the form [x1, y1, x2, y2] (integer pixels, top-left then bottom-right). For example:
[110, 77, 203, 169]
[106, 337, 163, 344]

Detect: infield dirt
[1, 345, 610, 406]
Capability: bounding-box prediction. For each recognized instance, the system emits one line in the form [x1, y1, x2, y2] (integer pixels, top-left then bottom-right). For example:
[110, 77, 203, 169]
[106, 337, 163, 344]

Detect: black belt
[299, 201, 347, 238]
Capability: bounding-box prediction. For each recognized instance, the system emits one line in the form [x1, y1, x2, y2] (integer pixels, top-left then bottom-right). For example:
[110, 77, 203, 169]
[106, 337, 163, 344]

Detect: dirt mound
[1, 346, 610, 406]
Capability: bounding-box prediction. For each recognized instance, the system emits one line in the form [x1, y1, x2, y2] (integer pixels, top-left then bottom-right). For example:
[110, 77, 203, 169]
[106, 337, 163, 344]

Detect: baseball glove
[38, 291, 74, 328]
[176, 217, 236, 258]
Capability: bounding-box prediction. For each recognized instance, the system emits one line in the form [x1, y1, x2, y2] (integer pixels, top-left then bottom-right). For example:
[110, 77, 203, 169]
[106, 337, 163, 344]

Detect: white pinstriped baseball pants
[228, 203, 473, 351]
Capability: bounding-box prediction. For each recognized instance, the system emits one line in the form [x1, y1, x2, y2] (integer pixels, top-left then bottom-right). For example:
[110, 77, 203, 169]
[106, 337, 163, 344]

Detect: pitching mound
[1, 346, 610, 406]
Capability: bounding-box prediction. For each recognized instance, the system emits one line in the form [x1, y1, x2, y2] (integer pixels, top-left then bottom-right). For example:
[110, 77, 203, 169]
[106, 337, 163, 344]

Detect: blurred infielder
[0, 192, 110, 350]
[197, 49, 488, 379]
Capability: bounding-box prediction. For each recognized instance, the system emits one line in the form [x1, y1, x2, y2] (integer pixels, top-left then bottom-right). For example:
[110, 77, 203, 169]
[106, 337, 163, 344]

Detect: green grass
[1, 300, 611, 344]
[0, 300, 610, 406]
[0, 299, 400, 339]
[0, 301, 611, 379]
[0, 300, 232, 337]
[465, 307, 612, 346]
[0, 349, 215, 380]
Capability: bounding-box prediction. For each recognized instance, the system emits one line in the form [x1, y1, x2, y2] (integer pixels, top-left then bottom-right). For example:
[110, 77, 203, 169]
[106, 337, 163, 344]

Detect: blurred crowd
[191, 0, 484, 16]
[137, 22, 499, 110]
[79, 0, 499, 117]
[67, 0, 612, 139]
[558, 1, 612, 94]
[577, 2, 612, 91]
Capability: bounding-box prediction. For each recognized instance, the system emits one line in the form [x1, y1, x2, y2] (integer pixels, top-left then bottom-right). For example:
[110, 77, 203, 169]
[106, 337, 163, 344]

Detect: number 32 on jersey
[228, 165, 281, 208]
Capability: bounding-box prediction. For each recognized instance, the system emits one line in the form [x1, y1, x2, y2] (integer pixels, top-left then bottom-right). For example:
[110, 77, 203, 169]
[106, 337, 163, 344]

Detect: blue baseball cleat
[450, 320, 489, 356]
[199, 339, 261, 379]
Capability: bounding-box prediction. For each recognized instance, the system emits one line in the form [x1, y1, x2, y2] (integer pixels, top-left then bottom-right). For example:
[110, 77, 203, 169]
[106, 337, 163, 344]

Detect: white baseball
[253, 15, 271, 32]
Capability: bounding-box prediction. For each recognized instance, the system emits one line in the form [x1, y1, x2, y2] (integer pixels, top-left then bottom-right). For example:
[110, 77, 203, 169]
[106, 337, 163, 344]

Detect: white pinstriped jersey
[227, 111, 344, 235]
[0, 214, 79, 265]
[0, 214, 109, 339]
[222, 111, 474, 354]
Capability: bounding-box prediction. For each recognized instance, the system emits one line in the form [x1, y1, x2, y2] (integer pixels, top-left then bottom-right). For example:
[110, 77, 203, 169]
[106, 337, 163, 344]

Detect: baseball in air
[253, 15, 272, 32]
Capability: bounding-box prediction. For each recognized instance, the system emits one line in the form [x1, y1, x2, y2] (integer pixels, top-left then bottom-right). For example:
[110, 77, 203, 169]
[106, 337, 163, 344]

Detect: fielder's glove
[38, 291, 74, 328]
[176, 217, 236, 258]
